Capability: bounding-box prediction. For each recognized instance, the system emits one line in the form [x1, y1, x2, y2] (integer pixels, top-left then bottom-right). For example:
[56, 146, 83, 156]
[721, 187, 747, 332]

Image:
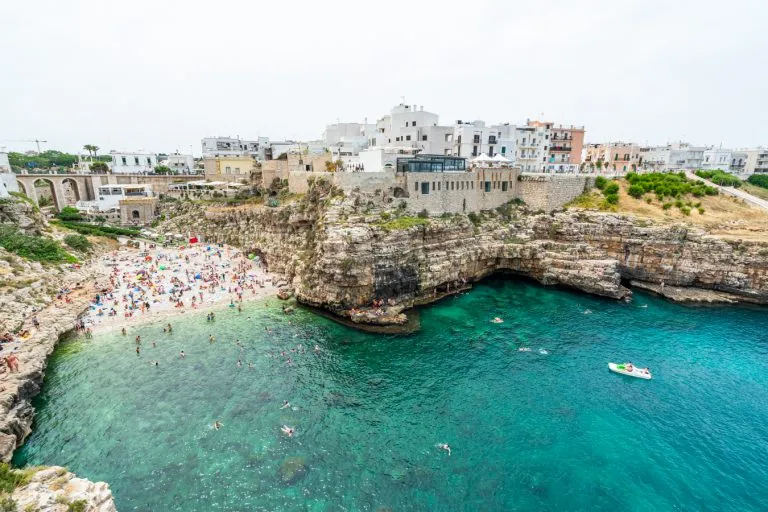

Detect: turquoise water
[14, 279, 768, 511]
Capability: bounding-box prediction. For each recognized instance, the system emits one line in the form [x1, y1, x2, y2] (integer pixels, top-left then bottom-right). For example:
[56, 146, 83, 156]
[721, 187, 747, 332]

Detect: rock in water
[278, 456, 308, 484]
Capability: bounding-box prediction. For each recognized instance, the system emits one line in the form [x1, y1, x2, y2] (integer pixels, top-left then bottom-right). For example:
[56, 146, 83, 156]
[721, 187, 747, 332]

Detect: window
[473, 135, 480, 144]
[502, 181, 508, 192]
[489, 146, 494, 157]
[225, 166, 231, 174]
[471, 181, 474, 189]
[134, 157, 140, 165]
[445, 134, 453, 142]
[457, 135, 462, 144]
[422, 135, 427, 141]
[406, 135, 411, 141]
[132, 210, 140, 219]
[412, 121, 417, 127]
[451, 181, 454, 190]
[488, 136, 497, 144]
[121, 157, 127, 165]
[235, 167, 241, 173]
[147, 157, 151, 165]
[432, 182, 435, 191]
[421, 182, 430, 194]
[415, 182, 419, 191]
[438, 182, 441, 191]
[444, 149, 451, 155]
[484, 181, 491, 192]
[501, 146, 506, 154]
[472, 146, 478, 157]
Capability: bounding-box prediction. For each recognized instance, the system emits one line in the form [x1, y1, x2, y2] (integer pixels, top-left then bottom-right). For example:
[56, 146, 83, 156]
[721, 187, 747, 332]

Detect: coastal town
[2, 0, 768, 508]
[1, 100, 768, 510]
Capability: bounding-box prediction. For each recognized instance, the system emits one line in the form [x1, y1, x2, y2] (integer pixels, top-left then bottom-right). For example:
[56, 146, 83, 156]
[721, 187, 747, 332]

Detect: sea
[13, 279, 768, 511]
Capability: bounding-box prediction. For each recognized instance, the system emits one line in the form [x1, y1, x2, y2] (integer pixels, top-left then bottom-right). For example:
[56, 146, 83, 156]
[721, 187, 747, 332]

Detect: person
[213, 421, 223, 430]
[152, 341, 157, 348]
[281, 425, 294, 437]
[626, 363, 634, 372]
[136, 346, 140, 356]
[180, 350, 186, 358]
[167, 323, 173, 333]
[135, 335, 141, 344]
[438, 443, 451, 456]
[280, 400, 291, 409]
[5, 354, 19, 373]
[236, 360, 242, 367]
[491, 317, 503, 324]
[121, 327, 126, 336]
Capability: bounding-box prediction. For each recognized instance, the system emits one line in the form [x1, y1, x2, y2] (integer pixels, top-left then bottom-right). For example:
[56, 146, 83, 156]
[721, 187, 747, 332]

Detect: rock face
[160, 184, 768, 325]
[12, 466, 116, 512]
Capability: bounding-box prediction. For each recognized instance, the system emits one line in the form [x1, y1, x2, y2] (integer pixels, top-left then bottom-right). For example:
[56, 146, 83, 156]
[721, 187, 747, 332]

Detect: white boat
[608, 363, 652, 380]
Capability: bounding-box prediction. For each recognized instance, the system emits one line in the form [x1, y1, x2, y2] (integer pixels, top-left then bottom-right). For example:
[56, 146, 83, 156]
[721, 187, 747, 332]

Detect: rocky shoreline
[159, 183, 768, 327]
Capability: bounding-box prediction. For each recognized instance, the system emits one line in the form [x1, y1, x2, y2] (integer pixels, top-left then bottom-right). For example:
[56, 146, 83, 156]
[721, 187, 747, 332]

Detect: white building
[76, 184, 153, 213]
[701, 147, 732, 171]
[0, 150, 10, 172]
[160, 152, 196, 173]
[742, 148, 768, 174]
[368, 103, 456, 155]
[639, 142, 706, 171]
[358, 146, 420, 172]
[0, 173, 19, 198]
[323, 122, 375, 155]
[201, 136, 267, 158]
[515, 125, 549, 172]
[110, 151, 158, 174]
[453, 121, 517, 161]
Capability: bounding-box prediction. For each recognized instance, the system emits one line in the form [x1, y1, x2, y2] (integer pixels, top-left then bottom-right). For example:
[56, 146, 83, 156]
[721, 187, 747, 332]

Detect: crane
[0, 139, 48, 153]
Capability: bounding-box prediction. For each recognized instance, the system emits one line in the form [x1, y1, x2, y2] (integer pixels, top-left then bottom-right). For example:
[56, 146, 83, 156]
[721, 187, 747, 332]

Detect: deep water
[14, 280, 768, 511]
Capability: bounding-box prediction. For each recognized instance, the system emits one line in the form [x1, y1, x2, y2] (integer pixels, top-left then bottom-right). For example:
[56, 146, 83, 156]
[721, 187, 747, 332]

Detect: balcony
[550, 146, 572, 152]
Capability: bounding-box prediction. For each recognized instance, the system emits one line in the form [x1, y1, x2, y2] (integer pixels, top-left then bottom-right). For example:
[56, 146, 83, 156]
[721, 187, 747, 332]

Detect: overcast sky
[1, 0, 765, 155]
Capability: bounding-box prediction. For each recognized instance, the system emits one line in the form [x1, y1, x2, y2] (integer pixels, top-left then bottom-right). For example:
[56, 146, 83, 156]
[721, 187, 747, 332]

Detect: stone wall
[402, 168, 520, 214]
[518, 174, 593, 211]
[334, 171, 397, 193]
[288, 171, 332, 194]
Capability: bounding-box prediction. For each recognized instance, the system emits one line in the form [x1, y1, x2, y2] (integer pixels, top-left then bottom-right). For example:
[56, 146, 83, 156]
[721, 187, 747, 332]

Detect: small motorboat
[608, 362, 652, 380]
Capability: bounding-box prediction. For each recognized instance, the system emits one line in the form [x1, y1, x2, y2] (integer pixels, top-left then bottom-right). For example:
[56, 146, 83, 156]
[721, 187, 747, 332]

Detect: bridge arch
[61, 178, 81, 206]
[33, 178, 59, 210]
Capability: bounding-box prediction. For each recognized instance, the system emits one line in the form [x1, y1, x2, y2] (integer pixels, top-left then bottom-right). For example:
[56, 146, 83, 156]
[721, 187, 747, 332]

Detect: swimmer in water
[121, 327, 126, 336]
[213, 421, 223, 430]
[136, 346, 140, 355]
[280, 400, 291, 409]
[539, 349, 549, 355]
[583, 309, 592, 315]
[236, 360, 242, 367]
[281, 425, 295, 437]
[314, 344, 320, 352]
[152, 341, 157, 348]
[180, 350, 186, 358]
[518, 347, 532, 352]
[209, 334, 216, 343]
[438, 443, 451, 456]
[491, 317, 504, 324]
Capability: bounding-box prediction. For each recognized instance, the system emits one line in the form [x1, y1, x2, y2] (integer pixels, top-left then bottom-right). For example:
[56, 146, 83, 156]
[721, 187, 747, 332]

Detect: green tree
[154, 165, 172, 174]
[57, 206, 83, 221]
[82, 144, 100, 158]
[90, 161, 109, 173]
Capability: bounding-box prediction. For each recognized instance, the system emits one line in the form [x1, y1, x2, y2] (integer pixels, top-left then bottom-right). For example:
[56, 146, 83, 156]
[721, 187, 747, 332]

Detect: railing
[550, 146, 572, 152]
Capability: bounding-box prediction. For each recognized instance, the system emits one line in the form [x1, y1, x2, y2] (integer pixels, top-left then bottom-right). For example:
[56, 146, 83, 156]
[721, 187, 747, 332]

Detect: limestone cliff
[160, 183, 768, 325]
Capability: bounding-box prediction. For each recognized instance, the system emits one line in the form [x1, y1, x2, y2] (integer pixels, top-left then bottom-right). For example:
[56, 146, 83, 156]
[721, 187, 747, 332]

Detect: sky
[1, 0, 766, 155]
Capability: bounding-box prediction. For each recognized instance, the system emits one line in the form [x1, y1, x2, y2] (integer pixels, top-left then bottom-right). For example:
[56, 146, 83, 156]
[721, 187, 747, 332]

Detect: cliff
[159, 183, 768, 325]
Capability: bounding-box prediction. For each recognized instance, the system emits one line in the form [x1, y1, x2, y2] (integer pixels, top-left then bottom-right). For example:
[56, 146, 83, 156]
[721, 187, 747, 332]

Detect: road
[685, 171, 768, 212]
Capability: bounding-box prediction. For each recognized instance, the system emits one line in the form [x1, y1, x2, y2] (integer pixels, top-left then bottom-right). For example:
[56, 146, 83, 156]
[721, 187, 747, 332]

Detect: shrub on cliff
[748, 174, 768, 189]
[594, 176, 608, 190]
[64, 234, 92, 252]
[627, 184, 645, 199]
[602, 182, 620, 195]
[0, 463, 36, 493]
[57, 206, 83, 222]
[0, 226, 77, 263]
[695, 169, 741, 187]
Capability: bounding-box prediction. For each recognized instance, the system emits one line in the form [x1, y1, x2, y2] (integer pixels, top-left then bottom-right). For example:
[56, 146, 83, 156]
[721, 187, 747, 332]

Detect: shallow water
[14, 279, 768, 511]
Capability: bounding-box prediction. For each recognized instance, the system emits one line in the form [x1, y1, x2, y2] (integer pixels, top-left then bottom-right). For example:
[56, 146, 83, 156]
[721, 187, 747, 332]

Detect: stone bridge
[14, 173, 203, 211]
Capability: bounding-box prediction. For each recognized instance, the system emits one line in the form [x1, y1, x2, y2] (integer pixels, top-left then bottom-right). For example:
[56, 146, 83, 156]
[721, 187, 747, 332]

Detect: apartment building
[110, 151, 157, 174]
[515, 125, 549, 172]
[528, 120, 585, 173]
[701, 148, 732, 171]
[639, 142, 706, 171]
[452, 121, 516, 160]
[584, 142, 642, 172]
[201, 136, 267, 158]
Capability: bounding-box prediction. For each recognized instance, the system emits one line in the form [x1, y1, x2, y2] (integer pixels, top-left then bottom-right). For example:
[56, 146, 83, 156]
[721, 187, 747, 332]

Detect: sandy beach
[81, 242, 278, 335]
